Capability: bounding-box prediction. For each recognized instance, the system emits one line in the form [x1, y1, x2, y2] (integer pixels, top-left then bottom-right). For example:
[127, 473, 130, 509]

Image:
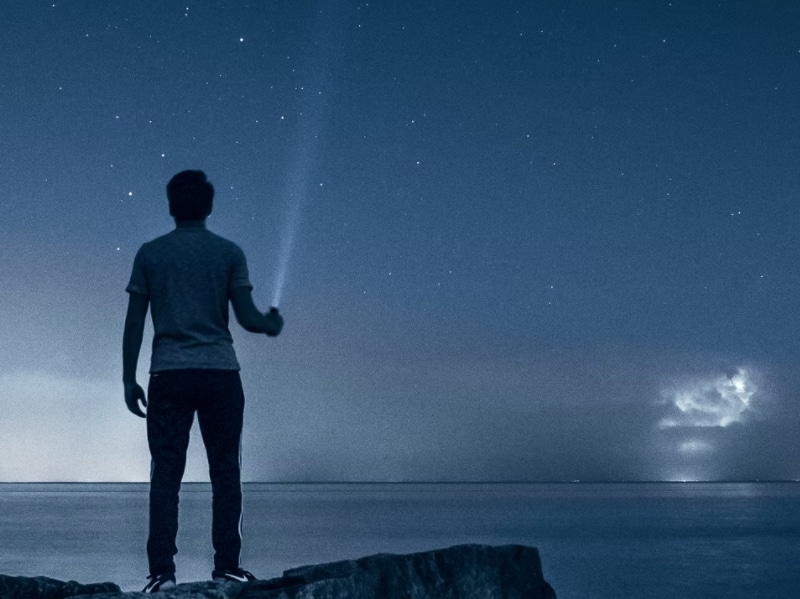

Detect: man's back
[126, 226, 251, 372]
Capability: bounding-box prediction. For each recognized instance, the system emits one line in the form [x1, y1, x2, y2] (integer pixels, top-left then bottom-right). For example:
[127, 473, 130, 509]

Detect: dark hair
[166, 170, 214, 221]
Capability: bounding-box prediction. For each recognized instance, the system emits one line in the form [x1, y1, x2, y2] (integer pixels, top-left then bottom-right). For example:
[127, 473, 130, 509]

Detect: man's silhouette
[122, 170, 283, 592]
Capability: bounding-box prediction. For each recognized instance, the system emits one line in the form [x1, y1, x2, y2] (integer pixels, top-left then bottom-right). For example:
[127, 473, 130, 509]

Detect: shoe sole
[144, 580, 176, 593]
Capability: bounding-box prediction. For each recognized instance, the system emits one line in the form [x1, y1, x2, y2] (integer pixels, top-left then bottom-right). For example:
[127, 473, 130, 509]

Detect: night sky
[1, 1, 799, 482]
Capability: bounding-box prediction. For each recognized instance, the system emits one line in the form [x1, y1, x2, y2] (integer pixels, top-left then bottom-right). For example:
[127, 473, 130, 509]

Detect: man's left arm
[123, 292, 149, 418]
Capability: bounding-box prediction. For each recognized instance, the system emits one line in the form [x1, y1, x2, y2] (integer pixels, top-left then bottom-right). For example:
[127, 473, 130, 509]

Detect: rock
[0, 574, 120, 598]
[66, 544, 556, 598]
[244, 544, 557, 599]
[74, 580, 244, 599]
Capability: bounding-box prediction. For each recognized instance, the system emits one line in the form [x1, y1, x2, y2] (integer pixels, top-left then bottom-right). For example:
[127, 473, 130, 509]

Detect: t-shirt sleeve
[230, 245, 253, 290]
[125, 245, 149, 296]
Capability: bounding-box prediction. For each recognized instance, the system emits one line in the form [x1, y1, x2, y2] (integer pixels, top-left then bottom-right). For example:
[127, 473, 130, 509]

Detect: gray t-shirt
[126, 226, 252, 372]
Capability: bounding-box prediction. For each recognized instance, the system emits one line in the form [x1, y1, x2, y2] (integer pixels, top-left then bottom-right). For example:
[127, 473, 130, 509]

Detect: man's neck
[175, 219, 207, 229]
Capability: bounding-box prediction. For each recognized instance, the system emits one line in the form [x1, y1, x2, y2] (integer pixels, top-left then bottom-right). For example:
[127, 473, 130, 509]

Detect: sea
[0, 482, 798, 597]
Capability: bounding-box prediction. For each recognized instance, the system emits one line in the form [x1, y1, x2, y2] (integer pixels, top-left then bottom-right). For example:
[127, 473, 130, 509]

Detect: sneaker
[212, 567, 256, 583]
[143, 572, 176, 593]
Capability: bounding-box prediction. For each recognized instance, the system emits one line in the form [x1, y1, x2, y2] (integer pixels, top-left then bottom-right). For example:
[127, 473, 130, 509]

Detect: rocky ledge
[2, 544, 556, 598]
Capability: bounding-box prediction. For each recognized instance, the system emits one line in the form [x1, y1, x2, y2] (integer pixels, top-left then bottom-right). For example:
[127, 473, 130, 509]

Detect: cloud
[659, 367, 757, 429]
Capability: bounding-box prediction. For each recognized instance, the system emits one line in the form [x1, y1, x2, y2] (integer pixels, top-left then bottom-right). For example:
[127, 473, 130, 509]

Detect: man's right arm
[230, 287, 284, 336]
[123, 292, 149, 418]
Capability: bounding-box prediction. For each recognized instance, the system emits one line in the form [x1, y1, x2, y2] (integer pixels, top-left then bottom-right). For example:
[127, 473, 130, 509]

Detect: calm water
[0, 482, 798, 597]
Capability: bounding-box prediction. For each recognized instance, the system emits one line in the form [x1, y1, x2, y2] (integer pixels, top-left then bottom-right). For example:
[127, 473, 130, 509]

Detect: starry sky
[1, 0, 799, 482]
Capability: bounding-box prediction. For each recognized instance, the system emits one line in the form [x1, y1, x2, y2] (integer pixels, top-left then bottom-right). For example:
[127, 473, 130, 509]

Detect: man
[122, 170, 283, 592]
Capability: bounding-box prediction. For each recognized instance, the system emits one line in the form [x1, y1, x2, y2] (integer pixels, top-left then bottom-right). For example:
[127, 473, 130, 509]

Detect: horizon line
[2, 479, 800, 485]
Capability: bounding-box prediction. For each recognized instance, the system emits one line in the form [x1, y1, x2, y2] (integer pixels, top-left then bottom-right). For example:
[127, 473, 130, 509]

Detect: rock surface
[10, 544, 556, 598]
[0, 574, 120, 599]
[263, 543, 556, 599]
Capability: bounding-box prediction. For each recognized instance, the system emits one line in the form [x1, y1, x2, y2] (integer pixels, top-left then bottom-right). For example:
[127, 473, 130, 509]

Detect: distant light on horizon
[679, 439, 714, 454]
[0, 371, 150, 482]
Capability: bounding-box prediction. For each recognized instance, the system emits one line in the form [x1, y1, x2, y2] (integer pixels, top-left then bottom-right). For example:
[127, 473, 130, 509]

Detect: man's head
[167, 170, 214, 221]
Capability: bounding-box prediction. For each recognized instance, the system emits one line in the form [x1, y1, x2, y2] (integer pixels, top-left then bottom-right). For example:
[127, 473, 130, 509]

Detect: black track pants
[146, 369, 245, 576]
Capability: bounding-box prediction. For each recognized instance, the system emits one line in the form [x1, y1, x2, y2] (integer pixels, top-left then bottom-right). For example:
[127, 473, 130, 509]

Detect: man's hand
[124, 381, 147, 418]
[265, 307, 284, 337]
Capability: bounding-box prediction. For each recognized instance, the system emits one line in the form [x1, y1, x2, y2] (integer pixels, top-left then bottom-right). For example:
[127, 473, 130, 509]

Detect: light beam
[270, 4, 347, 307]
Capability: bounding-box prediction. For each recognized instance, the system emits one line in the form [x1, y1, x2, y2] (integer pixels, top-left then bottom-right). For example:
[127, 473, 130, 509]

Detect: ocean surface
[0, 482, 798, 597]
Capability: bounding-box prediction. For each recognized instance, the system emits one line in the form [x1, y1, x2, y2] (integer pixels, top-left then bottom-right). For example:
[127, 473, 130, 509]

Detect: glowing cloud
[659, 368, 757, 428]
